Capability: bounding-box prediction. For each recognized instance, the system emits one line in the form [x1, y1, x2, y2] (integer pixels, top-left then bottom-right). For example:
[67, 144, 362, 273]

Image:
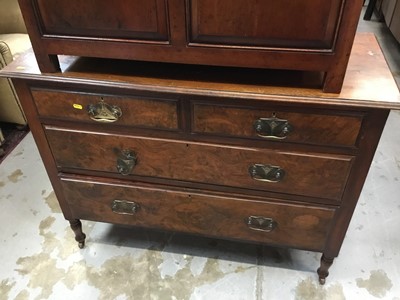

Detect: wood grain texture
[322, 108, 390, 258]
[31, 89, 179, 130]
[60, 176, 336, 251]
[193, 103, 363, 147]
[36, 0, 169, 41]
[188, 0, 342, 49]
[45, 127, 354, 201]
[17, 0, 363, 92]
[1, 34, 398, 108]
[0, 31, 397, 283]
[9, 80, 74, 220]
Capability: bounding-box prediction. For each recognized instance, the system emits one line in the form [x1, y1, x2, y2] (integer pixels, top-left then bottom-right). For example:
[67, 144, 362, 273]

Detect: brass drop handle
[87, 99, 122, 123]
[249, 164, 285, 183]
[116, 149, 137, 175]
[254, 115, 293, 139]
[246, 216, 277, 232]
[111, 200, 140, 215]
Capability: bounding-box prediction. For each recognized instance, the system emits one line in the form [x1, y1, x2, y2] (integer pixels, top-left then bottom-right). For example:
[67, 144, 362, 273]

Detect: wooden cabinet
[17, 0, 364, 92]
[1, 33, 399, 284]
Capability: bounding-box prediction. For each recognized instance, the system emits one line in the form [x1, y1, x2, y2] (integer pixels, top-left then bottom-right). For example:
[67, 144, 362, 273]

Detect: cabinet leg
[69, 219, 86, 249]
[36, 54, 61, 73]
[322, 71, 345, 93]
[317, 254, 334, 285]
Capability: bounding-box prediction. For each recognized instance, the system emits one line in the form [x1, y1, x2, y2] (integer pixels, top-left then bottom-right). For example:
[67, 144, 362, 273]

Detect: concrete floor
[1, 7, 400, 300]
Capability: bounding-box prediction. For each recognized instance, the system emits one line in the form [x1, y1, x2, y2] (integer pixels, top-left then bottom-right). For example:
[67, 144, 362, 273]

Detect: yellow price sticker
[73, 104, 83, 110]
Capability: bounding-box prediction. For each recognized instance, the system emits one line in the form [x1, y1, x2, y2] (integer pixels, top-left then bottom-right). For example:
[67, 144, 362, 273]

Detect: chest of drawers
[1, 33, 399, 284]
[18, 0, 364, 92]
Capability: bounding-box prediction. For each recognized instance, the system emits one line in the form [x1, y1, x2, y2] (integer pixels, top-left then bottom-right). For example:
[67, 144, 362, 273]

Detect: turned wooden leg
[317, 254, 334, 285]
[69, 219, 86, 249]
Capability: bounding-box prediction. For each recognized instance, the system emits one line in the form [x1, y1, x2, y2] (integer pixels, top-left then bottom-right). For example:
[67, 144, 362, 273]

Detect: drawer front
[31, 89, 179, 130]
[193, 104, 363, 147]
[60, 177, 336, 251]
[46, 127, 354, 201]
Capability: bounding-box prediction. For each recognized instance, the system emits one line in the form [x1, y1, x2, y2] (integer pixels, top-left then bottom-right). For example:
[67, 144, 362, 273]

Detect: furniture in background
[381, 0, 400, 43]
[1, 33, 399, 284]
[364, 0, 400, 44]
[364, 0, 379, 20]
[0, 0, 31, 127]
[17, 0, 364, 93]
[0, 128, 5, 156]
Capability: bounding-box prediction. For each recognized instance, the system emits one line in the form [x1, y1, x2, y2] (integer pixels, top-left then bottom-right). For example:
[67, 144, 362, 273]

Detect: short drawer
[31, 89, 179, 130]
[46, 127, 354, 201]
[192, 103, 363, 147]
[60, 176, 336, 251]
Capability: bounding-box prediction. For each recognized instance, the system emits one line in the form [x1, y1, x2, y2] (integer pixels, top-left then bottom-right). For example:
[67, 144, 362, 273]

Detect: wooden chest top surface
[1, 33, 399, 109]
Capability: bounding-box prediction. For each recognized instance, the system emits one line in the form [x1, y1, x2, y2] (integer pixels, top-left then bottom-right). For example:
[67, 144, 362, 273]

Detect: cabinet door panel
[188, 0, 343, 49]
[35, 0, 169, 42]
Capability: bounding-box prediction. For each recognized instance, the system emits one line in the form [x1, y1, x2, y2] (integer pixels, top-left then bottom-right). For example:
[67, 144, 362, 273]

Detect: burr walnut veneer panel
[45, 126, 353, 201]
[61, 176, 336, 251]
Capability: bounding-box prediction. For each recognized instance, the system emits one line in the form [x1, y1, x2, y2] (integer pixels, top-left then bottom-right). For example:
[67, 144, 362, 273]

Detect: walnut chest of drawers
[18, 0, 364, 92]
[1, 33, 399, 284]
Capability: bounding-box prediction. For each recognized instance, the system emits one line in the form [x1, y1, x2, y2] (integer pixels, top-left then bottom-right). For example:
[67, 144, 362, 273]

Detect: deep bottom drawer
[60, 176, 336, 251]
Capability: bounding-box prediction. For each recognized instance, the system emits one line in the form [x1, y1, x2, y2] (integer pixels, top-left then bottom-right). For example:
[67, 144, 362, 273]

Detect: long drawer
[60, 176, 336, 251]
[31, 89, 179, 130]
[192, 103, 364, 147]
[45, 127, 354, 201]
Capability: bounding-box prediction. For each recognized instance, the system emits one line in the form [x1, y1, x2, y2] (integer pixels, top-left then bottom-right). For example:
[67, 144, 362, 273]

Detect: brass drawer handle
[116, 149, 137, 175]
[246, 216, 277, 232]
[249, 164, 285, 183]
[112, 200, 140, 215]
[254, 115, 293, 139]
[87, 99, 122, 123]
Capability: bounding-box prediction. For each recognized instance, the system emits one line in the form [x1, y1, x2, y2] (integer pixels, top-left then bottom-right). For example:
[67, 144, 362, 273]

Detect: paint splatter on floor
[7, 169, 23, 183]
[356, 269, 393, 298]
[295, 277, 346, 300]
[44, 191, 62, 214]
[0, 279, 15, 299]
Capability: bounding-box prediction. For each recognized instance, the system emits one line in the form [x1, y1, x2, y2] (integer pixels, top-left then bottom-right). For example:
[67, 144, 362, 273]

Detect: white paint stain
[356, 269, 393, 298]
[0, 279, 16, 299]
[44, 191, 62, 213]
[295, 277, 346, 300]
[7, 169, 23, 183]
